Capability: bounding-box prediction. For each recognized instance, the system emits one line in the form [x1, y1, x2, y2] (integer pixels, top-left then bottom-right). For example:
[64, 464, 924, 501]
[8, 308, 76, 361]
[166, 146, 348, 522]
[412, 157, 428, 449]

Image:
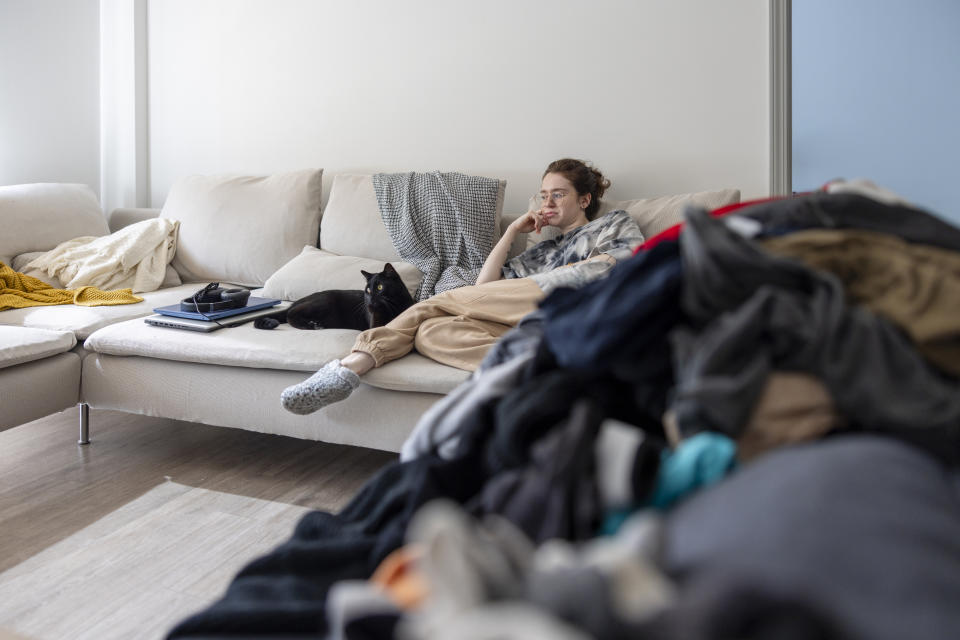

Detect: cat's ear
[382, 263, 398, 275]
[360, 270, 373, 281]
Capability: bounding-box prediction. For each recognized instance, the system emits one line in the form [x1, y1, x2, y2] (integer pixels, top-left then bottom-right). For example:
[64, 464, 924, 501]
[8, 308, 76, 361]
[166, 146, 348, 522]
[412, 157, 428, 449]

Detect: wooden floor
[0, 407, 396, 574]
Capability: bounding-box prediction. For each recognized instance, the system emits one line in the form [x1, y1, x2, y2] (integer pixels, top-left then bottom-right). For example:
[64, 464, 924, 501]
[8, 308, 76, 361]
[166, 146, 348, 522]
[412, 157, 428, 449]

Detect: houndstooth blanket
[373, 171, 500, 300]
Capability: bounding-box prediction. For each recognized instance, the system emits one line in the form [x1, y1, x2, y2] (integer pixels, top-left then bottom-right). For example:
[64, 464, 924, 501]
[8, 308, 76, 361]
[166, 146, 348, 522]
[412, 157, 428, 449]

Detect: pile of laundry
[169, 185, 960, 640]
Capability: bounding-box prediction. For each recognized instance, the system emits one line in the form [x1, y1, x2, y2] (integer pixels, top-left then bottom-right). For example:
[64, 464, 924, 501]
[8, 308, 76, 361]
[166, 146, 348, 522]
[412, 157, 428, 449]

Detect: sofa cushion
[521, 188, 741, 250]
[262, 246, 424, 301]
[600, 188, 741, 238]
[83, 316, 470, 394]
[364, 354, 469, 394]
[320, 174, 507, 262]
[0, 326, 77, 369]
[0, 183, 109, 259]
[160, 169, 323, 287]
[0, 283, 214, 340]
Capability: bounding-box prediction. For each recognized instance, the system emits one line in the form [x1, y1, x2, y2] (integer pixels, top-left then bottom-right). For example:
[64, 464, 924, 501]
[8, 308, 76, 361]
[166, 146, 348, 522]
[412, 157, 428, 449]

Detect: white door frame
[770, 0, 791, 196]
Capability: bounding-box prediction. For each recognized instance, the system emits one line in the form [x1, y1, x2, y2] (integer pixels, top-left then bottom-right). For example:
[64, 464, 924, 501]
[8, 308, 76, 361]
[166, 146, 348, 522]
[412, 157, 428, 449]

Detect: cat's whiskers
[353, 298, 374, 326]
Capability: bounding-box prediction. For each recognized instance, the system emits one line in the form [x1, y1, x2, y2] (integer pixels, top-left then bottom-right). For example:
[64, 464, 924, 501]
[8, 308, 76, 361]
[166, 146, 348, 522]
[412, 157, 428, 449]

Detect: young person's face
[538, 172, 590, 232]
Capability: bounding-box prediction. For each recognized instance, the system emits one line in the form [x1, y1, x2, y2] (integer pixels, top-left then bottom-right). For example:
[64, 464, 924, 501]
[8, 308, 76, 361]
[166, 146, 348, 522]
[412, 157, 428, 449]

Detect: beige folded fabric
[25, 218, 179, 293]
[737, 372, 846, 462]
[762, 229, 960, 376]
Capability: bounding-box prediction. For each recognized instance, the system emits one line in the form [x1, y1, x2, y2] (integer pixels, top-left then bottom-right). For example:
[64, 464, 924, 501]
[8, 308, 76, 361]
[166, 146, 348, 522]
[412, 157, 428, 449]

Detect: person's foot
[281, 359, 360, 414]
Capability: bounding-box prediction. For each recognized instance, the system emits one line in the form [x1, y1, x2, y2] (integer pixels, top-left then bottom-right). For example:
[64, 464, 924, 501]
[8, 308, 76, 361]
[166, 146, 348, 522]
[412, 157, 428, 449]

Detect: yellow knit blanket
[0, 262, 143, 311]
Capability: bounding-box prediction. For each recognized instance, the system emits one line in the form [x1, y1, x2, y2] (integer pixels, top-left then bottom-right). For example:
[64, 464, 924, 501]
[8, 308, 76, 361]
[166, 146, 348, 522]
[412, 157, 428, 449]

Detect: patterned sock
[281, 359, 360, 415]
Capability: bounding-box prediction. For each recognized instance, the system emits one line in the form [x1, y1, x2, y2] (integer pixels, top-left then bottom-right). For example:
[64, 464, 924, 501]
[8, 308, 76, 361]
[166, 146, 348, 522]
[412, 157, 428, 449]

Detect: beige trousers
[352, 277, 544, 372]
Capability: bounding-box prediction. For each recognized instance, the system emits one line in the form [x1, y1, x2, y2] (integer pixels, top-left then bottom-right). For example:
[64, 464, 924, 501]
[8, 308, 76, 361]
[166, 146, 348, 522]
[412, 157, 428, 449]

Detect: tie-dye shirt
[501, 209, 644, 280]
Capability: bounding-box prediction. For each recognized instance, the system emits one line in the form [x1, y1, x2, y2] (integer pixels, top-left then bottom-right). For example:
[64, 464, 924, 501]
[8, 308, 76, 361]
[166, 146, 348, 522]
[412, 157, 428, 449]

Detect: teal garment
[646, 432, 738, 510]
[599, 508, 634, 536]
[599, 433, 737, 535]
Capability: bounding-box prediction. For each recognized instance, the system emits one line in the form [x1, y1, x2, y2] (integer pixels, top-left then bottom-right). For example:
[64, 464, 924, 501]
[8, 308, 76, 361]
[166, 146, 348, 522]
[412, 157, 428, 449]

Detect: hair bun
[590, 166, 611, 200]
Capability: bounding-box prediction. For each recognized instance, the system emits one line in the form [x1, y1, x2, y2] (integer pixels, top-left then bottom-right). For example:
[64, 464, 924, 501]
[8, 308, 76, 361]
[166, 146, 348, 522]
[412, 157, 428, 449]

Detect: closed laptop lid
[144, 303, 289, 332]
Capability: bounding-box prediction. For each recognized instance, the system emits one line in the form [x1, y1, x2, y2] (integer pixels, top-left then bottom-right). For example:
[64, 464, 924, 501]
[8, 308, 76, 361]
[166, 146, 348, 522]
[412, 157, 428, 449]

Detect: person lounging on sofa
[0, 170, 739, 451]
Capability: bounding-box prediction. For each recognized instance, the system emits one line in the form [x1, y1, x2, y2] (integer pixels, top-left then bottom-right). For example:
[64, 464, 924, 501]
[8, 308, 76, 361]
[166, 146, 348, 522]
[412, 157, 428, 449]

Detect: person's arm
[476, 210, 544, 285]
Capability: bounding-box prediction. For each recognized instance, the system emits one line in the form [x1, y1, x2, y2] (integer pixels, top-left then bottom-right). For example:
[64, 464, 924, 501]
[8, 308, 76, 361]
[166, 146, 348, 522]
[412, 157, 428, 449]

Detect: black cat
[254, 263, 415, 330]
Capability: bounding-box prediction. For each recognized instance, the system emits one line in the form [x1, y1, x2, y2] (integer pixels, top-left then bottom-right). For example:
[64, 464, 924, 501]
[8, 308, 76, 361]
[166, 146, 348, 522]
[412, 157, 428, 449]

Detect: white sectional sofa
[0, 173, 738, 451]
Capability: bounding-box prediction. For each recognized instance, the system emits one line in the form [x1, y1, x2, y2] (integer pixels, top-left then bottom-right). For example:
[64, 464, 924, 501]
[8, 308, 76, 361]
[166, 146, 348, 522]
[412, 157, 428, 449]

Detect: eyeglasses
[534, 191, 568, 207]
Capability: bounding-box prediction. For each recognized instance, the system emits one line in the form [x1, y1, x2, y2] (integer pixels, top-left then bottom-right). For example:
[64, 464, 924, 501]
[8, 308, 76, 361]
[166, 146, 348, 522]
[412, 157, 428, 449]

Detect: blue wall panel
[793, 0, 960, 224]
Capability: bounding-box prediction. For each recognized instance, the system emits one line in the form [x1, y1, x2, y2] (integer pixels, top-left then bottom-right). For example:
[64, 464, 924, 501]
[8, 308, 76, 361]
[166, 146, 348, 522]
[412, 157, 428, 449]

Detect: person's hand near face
[510, 207, 548, 235]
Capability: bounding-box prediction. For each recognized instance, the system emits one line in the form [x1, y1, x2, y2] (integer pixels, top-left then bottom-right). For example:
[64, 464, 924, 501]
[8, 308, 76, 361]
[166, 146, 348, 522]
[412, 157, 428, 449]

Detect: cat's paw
[254, 317, 280, 330]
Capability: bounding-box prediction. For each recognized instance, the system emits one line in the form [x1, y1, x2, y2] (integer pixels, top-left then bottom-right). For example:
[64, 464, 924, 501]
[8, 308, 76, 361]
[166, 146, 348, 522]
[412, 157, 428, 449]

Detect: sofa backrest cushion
[598, 188, 741, 239]
[520, 187, 741, 250]
[0, 183, 108, 260]
[320, 174, 507, 262]
[160, 169, 323, 287]
[262, 246, 424, 301]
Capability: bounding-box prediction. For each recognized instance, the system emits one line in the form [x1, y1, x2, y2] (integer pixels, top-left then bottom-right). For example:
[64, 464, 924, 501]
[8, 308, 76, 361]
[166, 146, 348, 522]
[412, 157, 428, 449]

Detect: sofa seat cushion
[0, 283, 215, 340]
[83, 319, 470, 395]
[0, 326, 76, 369]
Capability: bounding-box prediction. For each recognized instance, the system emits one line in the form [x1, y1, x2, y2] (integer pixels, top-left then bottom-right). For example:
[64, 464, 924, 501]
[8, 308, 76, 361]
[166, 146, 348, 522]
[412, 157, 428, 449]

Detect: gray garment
[400, 352, 535, 463]
[665, 435, 960, 640]
[503, 210, 643, 280]
[400, 500, 537, 640]
[325, 580, 401, 640]
[671, 208, 960, 460]
[528, 513, 674, 637]
[477, 399, 601, 543]
[529, 258, 616, 294]
[595, 419, 647, 509]
[399, 602, 591, 640]
[400, 312, 547, 462]
[373, 171, 500, 300]
[401, 500, 672, 640]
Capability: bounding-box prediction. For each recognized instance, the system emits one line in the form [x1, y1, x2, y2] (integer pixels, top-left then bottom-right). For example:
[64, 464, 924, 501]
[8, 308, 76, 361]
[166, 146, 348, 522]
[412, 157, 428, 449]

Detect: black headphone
[181, 282, 251, 313]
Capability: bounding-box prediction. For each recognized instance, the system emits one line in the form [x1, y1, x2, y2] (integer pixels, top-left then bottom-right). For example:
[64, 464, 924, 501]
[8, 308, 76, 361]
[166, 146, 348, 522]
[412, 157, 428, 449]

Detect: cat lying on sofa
[254, 263, 414, 331]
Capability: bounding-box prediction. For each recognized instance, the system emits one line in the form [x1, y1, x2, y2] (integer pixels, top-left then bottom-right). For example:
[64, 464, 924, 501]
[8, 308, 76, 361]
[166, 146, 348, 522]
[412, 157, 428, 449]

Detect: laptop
[153, 296, 282, 321]
[144, 302, 290, 333]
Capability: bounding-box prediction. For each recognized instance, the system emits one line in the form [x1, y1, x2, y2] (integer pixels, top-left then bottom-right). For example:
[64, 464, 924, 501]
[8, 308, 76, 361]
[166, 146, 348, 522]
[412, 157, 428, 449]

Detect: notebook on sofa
[145, 302, 290, 333]
[153, 296, 282, 321]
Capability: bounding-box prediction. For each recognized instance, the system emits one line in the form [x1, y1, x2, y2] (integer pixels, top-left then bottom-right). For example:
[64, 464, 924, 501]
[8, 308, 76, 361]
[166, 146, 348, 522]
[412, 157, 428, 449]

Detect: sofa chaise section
[81, 315, 470, 452]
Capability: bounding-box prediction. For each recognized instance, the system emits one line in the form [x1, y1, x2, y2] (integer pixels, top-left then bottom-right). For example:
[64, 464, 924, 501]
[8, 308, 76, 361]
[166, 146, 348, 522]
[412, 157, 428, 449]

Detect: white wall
[0, 0, 100, 191]
[146, 0, 770, 213]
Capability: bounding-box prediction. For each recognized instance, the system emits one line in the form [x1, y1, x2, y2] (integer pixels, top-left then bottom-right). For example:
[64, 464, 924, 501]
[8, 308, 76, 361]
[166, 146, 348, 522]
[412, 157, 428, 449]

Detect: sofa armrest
[108, 207, 161, 233]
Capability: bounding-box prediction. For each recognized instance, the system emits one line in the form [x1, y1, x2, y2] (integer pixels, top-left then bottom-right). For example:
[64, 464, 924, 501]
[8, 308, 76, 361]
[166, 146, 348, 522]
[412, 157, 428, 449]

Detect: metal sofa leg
[78, 402, 90, 445]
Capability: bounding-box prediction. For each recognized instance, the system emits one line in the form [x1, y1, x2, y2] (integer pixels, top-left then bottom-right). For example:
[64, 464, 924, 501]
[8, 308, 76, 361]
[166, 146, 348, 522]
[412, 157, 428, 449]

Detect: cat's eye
[377, 284, 383, 291]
